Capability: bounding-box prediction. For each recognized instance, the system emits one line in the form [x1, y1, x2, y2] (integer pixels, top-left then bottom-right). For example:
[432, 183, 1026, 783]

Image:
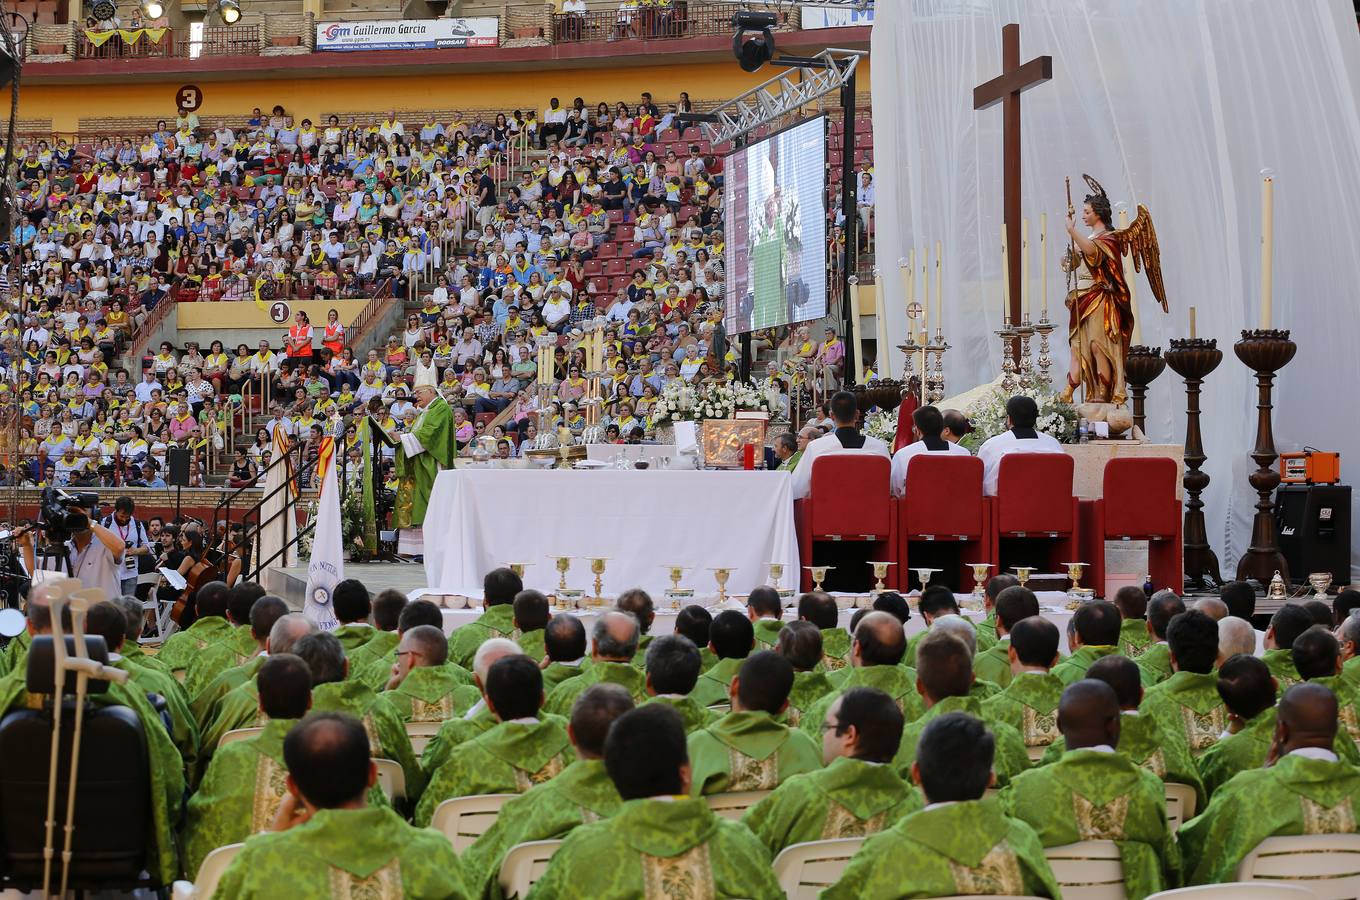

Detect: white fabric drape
[871, 0, 1360, 580]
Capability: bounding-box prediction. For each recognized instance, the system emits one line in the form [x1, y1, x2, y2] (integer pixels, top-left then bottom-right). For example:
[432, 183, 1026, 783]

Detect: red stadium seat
[614, 224, 634, 241]
[989, 453, 1080, 577]
[605, 258, 630, 277]
[1079, 457, 1182, 597]
[895, 455, 991, 592]
[681, 127, 702, 141]
[606, 209, 624, 224]
[619, 242, 640, 258]
[795, 455, 894, 592]
[584, 260, 603, 276]
[595, 243, 616, 260]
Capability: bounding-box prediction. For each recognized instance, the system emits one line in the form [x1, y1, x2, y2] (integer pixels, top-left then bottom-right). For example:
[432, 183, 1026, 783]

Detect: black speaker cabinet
[1275, 484, 1351, 585]
[165, 448, 192, 487]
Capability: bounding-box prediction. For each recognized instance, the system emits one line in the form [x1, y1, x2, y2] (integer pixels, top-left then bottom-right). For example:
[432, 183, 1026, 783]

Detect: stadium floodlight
[218, 0, 240, 24]
[142, 0, 164, 18]
[732, 11, 777, 72]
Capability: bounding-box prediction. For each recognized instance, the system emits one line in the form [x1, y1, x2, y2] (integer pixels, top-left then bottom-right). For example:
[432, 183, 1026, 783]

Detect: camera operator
[17, 509, 125, 602]
[102, 496, 153, 599]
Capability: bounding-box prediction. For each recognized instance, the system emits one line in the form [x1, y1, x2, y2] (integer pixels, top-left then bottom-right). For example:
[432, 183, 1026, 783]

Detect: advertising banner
[316, 17, 498, 52]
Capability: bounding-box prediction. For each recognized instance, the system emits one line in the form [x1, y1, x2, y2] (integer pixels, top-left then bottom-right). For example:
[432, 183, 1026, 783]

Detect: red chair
[990, 453, 1080, 576]
[895, 455, 990, 592]
[794, 455, 893, 591]
[1080, 457, 1182, 597]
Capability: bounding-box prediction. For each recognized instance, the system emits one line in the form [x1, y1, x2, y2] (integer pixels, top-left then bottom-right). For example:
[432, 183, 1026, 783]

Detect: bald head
[473, 637, 524, 683]
[268, 613, 317, 656]
[1277, 683, 1339, 752]
[929, 615, 977, 659]
[1217, 616, 1257, 665]
[592, 611, 640, 661]
[1058, 679, 1122, 750]
[1194, 597, 1228, 621]
[852, 611, 906, 667]
[399, 624, 448, 668]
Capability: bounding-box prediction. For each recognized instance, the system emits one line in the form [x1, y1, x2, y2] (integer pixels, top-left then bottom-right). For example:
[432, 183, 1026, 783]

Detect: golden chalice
[552, 556, 572, 592]
[913, 568, 941, 592]
[710, 568, 733, 605]
[868, 561, 896, 594]
[969, 563, 993, 605]
[768, 563, 785, 590]
[665, 565, 693, 610]
[1309, 572, 1334, 601]
[1013, 566, 1035, 588]
[508, 562, 532, 580]
[1063, 562, 1089, 593]
[806, 565, 834, 592]
[589, 557, 610, 606]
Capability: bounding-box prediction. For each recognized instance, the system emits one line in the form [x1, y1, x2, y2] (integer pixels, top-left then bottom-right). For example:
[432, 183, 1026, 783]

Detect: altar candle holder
[897, 334, 922, 403]
[925, 331, 950, 403]
[1124, 346, 1167, 439]
[1033, 315, 1056, 386]
[1165, 338, 1224, 591]
[996, 322, 1018, 393]
[1233, 329, 1297, 586]
[1013, 316, 1036, 389]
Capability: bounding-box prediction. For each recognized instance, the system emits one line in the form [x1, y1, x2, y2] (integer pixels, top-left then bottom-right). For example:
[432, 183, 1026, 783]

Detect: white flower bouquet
[864, 409, 898, 446]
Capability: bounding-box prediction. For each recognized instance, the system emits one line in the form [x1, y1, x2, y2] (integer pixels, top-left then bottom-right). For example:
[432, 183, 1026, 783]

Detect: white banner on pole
[302, 439, 342, 631]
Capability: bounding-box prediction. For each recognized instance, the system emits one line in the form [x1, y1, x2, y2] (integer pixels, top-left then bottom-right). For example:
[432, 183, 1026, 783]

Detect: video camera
[38, 487, 100, 545]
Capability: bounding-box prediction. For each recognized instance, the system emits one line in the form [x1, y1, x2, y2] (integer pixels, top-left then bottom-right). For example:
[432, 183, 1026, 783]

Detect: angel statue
[1059, 174, 1168, 406]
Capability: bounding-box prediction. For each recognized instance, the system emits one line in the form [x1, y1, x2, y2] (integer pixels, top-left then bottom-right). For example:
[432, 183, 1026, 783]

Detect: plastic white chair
[704, 790, 770, 821]
[1043, 840, 1127, 900]
[1163, 782, 1198, 831]
[497, 839, 564, 899]
[170, 841, 244, 900]
[217, 726, 264, 749]
[1235, 833, 1360, 899]
[430, 794, 518, 852]
[773, 838, 865, 900]
[405, 720, 443, 754]
[137, 572, 174, 644]
[373, 758, 405, 804]
[1147, 884, 1317, 899]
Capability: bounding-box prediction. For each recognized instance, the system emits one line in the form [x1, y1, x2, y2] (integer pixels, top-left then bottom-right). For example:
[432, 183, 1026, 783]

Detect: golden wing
[1113, 204, 1169, 313]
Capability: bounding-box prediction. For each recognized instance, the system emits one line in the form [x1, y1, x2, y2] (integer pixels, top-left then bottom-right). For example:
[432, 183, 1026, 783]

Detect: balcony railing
[74, 25, 260, 59]
[551, 3, 762, 44]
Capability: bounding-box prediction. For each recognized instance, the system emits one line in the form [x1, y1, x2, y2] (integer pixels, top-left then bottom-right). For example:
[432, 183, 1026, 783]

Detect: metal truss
[702, 47, 866, 146]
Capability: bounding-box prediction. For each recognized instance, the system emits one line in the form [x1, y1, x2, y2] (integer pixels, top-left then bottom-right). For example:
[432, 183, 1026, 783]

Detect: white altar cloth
[421, 468, 800, 600]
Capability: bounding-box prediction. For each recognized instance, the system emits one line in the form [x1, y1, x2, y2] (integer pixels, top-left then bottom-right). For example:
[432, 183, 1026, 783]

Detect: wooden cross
[974, 23, 1053, 341]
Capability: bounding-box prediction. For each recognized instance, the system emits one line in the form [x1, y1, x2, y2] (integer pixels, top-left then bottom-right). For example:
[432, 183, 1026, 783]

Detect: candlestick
[1234, 329, 1295, 585]
[1040, 213, 1048, 316]
[1260, 174, 1274, 329]
[934, 240, 942, 327]
[1000, 223, 1010, 323]
[1021, 218, 1030, 322]
[1123, 346, 1166, 438]
[873, 269, 889, 377]
[899, 253, 914, 316]
[1165, 338, 1224, 590]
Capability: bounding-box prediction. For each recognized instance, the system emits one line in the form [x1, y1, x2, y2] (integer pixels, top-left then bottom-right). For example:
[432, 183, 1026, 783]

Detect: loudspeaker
[165, 448, 191, 487]
[1275, 484, 1351, 585]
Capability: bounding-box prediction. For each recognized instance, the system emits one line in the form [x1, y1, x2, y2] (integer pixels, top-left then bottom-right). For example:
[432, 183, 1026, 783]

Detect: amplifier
[1275, 484, 1351, 585]
[1280, 450, 1340, 484]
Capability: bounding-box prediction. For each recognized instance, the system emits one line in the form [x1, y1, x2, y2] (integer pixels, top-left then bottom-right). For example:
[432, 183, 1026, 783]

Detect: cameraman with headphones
[16, 508, 125, 602]
[102, 496, 153, 599]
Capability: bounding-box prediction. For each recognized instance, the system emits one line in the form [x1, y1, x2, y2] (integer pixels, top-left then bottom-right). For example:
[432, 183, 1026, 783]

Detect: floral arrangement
[961, 384, 1079, 450]
[649, 381, 701, 426]
[864, 409, 898, 446]
[651, 380, 776, 426]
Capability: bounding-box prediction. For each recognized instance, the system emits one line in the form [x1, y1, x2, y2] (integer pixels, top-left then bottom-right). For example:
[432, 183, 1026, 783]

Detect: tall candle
[1000, 223, 1010, 324]
[934, 240, 942, 331]
[1040, 213, 1048, 316]
[1261, 176, 1274, 328]
[1021, 218, 1030, 322]
[874, 272, 890, 375]
[1189, 306, 1197, 339]
[921, 245, 930, 337]
[900, 251, 914, 317]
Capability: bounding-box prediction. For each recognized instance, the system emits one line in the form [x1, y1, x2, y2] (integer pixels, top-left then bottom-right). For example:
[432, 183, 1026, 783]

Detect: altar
[421, 468, 800, 600]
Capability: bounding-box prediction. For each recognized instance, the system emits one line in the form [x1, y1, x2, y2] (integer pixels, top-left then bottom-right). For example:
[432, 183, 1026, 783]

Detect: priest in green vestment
[1114, 584, 1154, 659]
[353, 599, 445, 690]
[981, 616, 1064, 756]
[188, 596, 290, 728]
[417, 654, 575, 826]
[1197, 653, 1284, 797]
[1261, 603, 1311, 691]
[1133, 591, 1184, 688]
[1337, 612, 1360, 687]
[1002, 679, 1180, 900]
[823, 712, 1061, 899]
[513, 589, 552, 664]
[214, 713, 467, 899]
[690, 610, 754, 707]
[393, 376, 457, 531]
[1293, 625, 1360, 748]
[891, 629, 1031, 785]
[801, 612, 923, 739]
[182, 584, 269, 696]
[973, 584, 1036, 689]
[747, 586, 786, 649]
[973, 574, 1020, 657]
[1180, 683, 1360, 885]
[614, 588, 656, 668]
[184, 653, 312, 878]
[329, 578, 382, 660]
[687, 651, 822, 796]
[773, 621, 833, 728]
[642, 634, 717, 733]
[743, 686, 919, 857]
[798, 592, 850, 672]
[381, 625, 475, 721]
[463, 684, 633, 899]
[1141, 609, 1228, 756]
[544, 611, 647, 716]
[899, 586, 975, 671]
[449, 568, 523, 669]
[539, 614, 590, 692]
[419, 638, 525, 776]
[1053, 600, 1123, 685]
[156, 581, 236, 674]
[526, 704, 784, 900]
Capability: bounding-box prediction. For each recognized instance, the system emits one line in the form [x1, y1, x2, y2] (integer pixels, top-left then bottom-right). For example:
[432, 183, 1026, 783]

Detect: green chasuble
[974, 636, 1013, 689]
[902, 629, 927, 669]
[1180, 751, 1360, 885]
[394, 393, 456, 528]
[542, 660, 588, 692]
[821, 797, 1061, 900]
[892, 698, 1031, 786]
[820, 628, 851, 672]
[525, 796, 783, 900]
[1053, 644, 1120, 686]
[981, 670, 1064, 753]
[1120, 618, 1154, 659]
[972, 678, 1002, 701]
[1141, 670, 1227, 756]
[183, 638, 252, 699]
[195, 679, 263, 784]
[0, 630, 31, 678]
[518, 627, 547, 663]
[784, 669, 834, 729]
[742, 755, 921, 857]
[156, 615, 236, 672]
[1135, 642, 1174, 688]
[0, 672, 184, 885]
[628, 634, 654, 668]
[191, 654, 265, 730]
[1003, 748, 1180, 900]
[420, 704, 496, 775]
[975, 613, 999, 650]
[463, 758, 622, 899]
[1312, 674, 1360, 747]
[184, 718, 297, 877]
[544, 660, 647, 717]
[120, 640, 173, 677]
[416, 716, 574, 826]
[699, 646, 719, 673]
[449, 604, 517, 670]
[1342, 654, 1360, 687]
[799, 665, 923, 740]
[687, 709, 822, 796]
[229, 623, 256, 658]
[312, 679, 423, 800]
[1195, 707, 1360, 798]
[384, 664, 477, 722]
[333, 622, 381, 659]
[348, 628, 400, 679]
[690, 656, 744, 708]
[1041, 711, 1206, 808]
[214, 806, 467, 899]
[752, 617, 784, 650]
[112, 654, 200, 776]
[1262, 647, 1303, 692]
[645, 694, 717, 734]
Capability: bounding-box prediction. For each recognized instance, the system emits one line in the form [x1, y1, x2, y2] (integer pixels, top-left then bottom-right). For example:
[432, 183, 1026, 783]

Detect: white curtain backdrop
[871, 0, 1360, 581]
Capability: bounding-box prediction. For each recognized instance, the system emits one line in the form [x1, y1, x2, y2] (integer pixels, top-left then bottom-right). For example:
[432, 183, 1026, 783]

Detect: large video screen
[723, 115, 828, 335]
